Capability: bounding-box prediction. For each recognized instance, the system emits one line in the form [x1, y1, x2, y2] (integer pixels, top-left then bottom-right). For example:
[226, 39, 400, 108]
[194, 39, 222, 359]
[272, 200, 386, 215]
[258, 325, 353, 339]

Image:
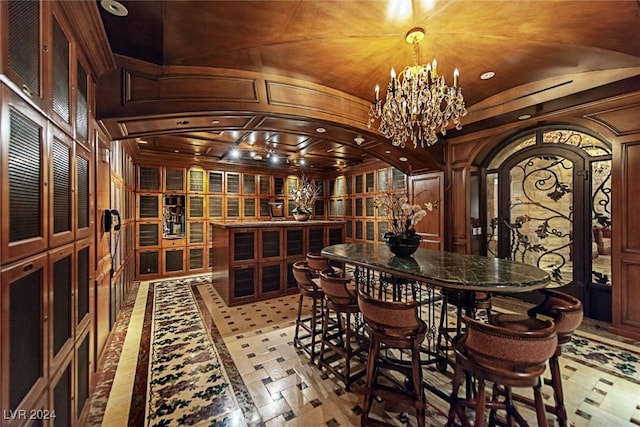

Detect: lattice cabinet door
[1, 89, 49, 262]
[1, 252, 49, 416]
[49, 125, 75, 248]
[50, 11, 74, 136]
[4, 0, 48, 109]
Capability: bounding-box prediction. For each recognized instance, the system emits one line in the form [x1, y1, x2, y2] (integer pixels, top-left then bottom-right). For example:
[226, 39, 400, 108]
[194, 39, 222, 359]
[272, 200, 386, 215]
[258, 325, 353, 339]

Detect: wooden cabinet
[0, 87, 49, 263]
[211, 221, 344, 306]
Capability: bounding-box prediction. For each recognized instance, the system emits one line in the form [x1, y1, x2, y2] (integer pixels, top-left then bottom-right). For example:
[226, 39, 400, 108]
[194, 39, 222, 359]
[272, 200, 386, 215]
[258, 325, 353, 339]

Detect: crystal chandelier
[368, 27, 467, 148]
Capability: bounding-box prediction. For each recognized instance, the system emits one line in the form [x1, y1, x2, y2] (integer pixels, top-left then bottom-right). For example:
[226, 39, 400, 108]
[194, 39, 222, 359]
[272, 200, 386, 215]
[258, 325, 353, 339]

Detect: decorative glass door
[485, 129, 612, 321]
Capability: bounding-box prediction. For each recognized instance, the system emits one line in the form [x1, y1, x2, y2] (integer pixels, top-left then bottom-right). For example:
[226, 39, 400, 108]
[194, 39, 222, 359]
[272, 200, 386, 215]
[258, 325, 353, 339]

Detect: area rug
[564, 332, 640, 384]
[146, 278, 241, 426]
[435, 295, 640, 385]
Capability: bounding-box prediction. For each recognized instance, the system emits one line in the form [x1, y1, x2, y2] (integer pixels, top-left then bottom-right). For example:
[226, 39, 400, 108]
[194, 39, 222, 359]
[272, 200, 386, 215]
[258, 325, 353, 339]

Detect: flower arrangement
[290, 175, 321, 215]
[373, 190, 436, 237]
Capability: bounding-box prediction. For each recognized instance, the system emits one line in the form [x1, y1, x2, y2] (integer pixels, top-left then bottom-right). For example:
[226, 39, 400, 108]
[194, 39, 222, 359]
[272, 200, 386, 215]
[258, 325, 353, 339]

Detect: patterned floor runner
[565, 332, 640, 384]
[146, 279, 240, 426]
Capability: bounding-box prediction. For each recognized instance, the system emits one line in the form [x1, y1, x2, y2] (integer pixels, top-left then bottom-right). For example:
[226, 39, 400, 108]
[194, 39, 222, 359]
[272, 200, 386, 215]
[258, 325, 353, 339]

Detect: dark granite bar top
[210, 220, 346, 228]
[321, 242, 550, 292]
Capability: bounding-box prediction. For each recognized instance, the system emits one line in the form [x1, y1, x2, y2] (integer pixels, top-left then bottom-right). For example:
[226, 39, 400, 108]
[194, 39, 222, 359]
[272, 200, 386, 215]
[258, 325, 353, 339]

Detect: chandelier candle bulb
[375, 85, 379, 101]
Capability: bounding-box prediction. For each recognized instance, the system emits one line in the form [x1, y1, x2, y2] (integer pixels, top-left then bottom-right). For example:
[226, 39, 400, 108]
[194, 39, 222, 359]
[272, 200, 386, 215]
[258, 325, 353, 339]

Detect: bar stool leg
[549, 352, 568, 427]
[533, 377, 549, 427]
[362, 338, 380, 426]
[474, 376, 486, 427]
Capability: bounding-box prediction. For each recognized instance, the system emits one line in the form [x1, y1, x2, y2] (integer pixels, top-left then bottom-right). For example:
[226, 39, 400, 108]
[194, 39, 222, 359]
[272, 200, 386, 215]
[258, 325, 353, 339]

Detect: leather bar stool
[318, 269, 366, 391]
[490, 289, 583, 427]
[447, 315, 558, 427]
[436, 289, 492, 371]
[358, 290, 428, 427]
[306, 252, 344, 278]
[292, 260, 325, 364]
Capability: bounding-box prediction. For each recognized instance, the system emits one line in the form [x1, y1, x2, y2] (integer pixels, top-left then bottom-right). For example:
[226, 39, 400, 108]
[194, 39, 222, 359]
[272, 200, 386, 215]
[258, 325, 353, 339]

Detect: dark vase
[385, 233, 421, 257]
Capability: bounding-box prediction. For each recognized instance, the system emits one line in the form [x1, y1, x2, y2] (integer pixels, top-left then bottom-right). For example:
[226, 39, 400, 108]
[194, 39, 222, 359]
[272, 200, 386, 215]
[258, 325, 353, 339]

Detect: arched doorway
[482, 128, 612, 321]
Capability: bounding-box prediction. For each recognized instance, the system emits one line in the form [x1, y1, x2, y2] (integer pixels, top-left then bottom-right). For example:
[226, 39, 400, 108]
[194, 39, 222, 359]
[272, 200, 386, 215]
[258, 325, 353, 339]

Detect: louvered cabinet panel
[138, 195, 160, 219]
[5, 0, 45, 107]
[259, 198, 271, 218]
[328, 226, 344, 246]
[188, 195, 205, 218]
[188, 221, 205, 244]
[138, 166, 161, 192]
[163, 249, 184, 274]
[366, 197, 375, 217]
[76, 61, 89, 143]
[226, 197, 240, 218]
[366, 221, 376, 241]
[243, 197, 257, 218]
[76, 331, 91, 421]
[355, 220, 363, 240]
[232, 230, 256, 262]
[285, 228, 304, 257]
[307, 227, 325, 254]
[258, 175, 271, 195]
[226, 172, 241, 194]
[138, 250, 159, 277]
[365, 172, 375, 192]
[392, 167, 406, 190]
[76, 239, 93, 330]
[314, 199, 325, 218]
[208, 196, 223, 218]
[51, 356, 72, 427]
[51, 14, 72, 134]
[1, 92, 48, 262]
[231, 265, 256, 300]
[285, 260, 298, 291]
[49, 243, 73, 373]
[138, 222, 160, 247]
[1, 252, 48, 414]
[260, 229, 282, 260]
[75, 143, 91, 239]
[243, 174, 256, 194]
[50, 126, 74, 247]
[188, 247, 205, 272]
[260, 262, 282, 295]
[164, 168, 184, 192]
[274, 177, 285, 195]
[188, 169, 205, 193]
[208, 171, 223, 193]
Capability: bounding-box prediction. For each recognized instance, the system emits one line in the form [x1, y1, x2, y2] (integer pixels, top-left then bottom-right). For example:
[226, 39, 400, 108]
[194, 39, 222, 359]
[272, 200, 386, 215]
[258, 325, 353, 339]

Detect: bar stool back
[358, 290, 428, 427]
[292, 260, 324, 363]
[447, 315, 557, 427]
[318, 270, 366, 391]
[491, 289, 583, 426]
[306, 252, 343, 277]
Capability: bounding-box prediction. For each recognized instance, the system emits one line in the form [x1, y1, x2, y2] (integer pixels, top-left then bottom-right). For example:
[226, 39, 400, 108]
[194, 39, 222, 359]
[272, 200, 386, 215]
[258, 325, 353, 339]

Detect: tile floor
[86, 274, 640, 427]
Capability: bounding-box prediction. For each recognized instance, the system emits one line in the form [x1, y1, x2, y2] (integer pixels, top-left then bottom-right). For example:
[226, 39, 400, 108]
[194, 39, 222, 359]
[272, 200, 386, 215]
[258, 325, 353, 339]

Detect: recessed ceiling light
[101, 0, 128, 16]
[480, 71, 495, 80]
[518, 114, 532, 120]
[230, 148, 240, 158]
[399, 156, 408, 162]
[315, 127, 326, 133]
[299, 158, 306, 165]
[137, 139, 148, 144]
[354, 136, 365, 145]
[211, 120, 221, 125]
[385, 150, 391, 154]
[174, 150, 179, 153]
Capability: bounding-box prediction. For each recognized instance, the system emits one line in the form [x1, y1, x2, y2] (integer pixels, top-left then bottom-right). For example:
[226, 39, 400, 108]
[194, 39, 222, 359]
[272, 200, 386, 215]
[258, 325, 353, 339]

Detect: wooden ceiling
[96, 0, 640, 174]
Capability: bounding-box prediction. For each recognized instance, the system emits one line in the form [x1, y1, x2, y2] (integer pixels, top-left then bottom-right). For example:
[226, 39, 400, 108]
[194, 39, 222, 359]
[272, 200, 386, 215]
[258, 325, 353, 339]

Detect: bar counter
[211, 220, 345, 306]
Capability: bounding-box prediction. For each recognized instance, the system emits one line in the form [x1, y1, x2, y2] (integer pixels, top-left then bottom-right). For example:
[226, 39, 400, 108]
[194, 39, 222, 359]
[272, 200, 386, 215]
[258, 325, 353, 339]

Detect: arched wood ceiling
[96, 0, 640, 174]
